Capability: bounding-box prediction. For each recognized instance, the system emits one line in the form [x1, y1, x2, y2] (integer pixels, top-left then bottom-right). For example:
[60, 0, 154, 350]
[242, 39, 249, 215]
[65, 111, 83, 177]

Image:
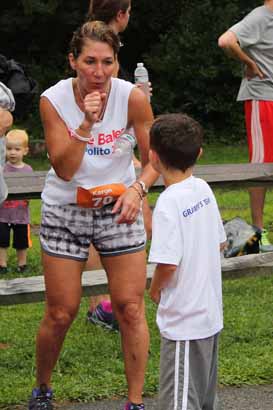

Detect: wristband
[68, 128, 91, 143]
[79, 123, 92, 133]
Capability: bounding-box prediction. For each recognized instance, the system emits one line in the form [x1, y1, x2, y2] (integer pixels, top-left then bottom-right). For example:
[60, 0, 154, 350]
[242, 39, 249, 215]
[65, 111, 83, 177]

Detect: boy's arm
[149, 263, 177, 304]
[220, 241, 227, 252]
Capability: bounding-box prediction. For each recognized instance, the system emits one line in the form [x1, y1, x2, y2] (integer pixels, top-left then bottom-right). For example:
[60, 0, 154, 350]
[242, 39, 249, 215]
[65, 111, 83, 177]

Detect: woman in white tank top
[28, 20, 158, 410]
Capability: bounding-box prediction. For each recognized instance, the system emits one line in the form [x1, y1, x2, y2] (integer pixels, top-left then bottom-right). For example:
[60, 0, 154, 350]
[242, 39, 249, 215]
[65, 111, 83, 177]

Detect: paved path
[5, 385, 273, 410]
[57, 384, 273, 410]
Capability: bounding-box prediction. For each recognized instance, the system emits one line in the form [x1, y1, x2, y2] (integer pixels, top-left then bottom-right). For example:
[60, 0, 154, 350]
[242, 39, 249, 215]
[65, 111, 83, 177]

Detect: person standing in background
[218, 0, 273, 252]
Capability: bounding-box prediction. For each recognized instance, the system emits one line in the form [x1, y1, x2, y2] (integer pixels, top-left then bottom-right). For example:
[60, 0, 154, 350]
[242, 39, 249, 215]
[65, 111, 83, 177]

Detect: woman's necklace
[76, 79, 111, 122]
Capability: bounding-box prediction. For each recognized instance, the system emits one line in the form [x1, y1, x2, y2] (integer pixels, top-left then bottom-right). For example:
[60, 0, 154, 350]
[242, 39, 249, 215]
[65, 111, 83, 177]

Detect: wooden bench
[5, 162, 273, 199]
[1, 252, 273, 305]
[2, 162, 273, 306]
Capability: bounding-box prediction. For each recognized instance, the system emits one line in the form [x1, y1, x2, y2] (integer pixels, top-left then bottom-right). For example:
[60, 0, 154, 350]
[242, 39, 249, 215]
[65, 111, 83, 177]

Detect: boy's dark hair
[150, 113, 203, 172]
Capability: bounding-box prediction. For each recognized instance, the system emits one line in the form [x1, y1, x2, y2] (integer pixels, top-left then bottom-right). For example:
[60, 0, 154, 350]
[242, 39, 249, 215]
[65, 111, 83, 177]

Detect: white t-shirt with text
[148, 176, 226, 341]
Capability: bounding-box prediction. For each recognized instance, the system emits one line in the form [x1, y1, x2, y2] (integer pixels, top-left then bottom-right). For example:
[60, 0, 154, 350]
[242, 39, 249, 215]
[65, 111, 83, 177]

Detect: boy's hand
[148, 287, 161, 304]
[148, 263, 177, 304]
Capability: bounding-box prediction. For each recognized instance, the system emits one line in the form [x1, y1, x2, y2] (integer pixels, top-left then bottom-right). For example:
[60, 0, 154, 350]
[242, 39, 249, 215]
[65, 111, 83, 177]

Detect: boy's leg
[13, 223, 32, 269]
[201, 334, 220, 410]
[0, 222, 10, 269]
[0, 247, 8, 270]
[159, 334, 220, 410]
[17, 248, 27, 267]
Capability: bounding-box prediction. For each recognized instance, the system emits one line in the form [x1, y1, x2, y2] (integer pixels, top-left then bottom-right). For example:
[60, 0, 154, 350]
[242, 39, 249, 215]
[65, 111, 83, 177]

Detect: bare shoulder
[128, 87, 153, 122]
[40, 96, 61, 126]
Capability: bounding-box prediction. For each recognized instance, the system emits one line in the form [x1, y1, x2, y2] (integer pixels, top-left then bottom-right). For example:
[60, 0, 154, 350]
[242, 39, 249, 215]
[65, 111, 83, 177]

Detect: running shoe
[260, 229, 273, 253]
[28, 384, 53, 410]
[124, 402, 145, 410]
[87, 301, 119, 332]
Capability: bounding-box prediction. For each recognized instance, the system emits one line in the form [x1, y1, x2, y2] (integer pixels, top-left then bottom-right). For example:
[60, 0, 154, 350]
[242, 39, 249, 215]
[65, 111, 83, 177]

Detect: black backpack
[0, 54, 38, 120]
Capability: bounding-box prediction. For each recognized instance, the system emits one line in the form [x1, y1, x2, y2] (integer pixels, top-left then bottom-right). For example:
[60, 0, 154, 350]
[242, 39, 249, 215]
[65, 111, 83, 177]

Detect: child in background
[0, 129, 33, 274]
[148, 113, 226, 410]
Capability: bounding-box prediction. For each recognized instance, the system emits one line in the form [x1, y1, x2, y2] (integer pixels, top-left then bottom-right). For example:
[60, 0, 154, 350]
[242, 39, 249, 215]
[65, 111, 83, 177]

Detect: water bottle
[112, 132, 136, 156]
[134, 62, 150, 102]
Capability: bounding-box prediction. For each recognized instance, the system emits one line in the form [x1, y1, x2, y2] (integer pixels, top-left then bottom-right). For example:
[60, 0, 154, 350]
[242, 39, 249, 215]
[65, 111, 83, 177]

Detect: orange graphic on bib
[77, 183, 126, 208]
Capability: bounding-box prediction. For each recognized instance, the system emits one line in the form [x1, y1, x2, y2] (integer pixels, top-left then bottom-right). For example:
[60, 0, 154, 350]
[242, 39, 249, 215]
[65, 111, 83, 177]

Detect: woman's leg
[86, 244, 110, 312]
[36, 251, 85, 386]
[101, 250, 149, 404]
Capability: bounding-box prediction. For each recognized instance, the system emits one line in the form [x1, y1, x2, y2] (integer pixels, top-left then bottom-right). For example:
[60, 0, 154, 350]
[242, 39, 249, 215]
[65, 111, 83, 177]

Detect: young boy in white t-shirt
[148, 113, 226, 410]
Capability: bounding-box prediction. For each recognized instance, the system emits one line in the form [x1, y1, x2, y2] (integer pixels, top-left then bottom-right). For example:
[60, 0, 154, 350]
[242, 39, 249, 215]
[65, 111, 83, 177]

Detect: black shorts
[0, 222, 31, 249]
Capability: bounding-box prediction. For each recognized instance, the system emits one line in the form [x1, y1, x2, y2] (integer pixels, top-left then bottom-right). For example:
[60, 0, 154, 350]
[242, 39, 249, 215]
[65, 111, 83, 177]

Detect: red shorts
[244, 100, 273, 163]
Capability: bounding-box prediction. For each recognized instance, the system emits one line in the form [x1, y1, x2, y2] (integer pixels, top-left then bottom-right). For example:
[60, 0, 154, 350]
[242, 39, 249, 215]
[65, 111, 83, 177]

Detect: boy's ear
[197, 147, 203, 160]
[149, 148, 161, 172]
[148, 148, 157, 164]
[24, 146, 29, 156]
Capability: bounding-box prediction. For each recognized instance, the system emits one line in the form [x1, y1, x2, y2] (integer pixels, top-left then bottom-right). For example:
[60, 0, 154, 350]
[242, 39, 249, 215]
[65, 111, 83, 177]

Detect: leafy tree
[144, 0, 259, 140]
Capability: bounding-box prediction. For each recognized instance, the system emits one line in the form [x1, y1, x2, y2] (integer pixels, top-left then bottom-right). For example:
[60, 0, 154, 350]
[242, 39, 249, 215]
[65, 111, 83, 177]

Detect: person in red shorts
[218, 0, 273, 252]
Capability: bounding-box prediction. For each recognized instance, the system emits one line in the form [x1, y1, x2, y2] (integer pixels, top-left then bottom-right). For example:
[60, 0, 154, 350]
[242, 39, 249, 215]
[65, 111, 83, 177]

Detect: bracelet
[135, 180, 148, 196]
[129, 184, 143, 200]
[68, 128, 91, 143]
[79, 123, 92, 132]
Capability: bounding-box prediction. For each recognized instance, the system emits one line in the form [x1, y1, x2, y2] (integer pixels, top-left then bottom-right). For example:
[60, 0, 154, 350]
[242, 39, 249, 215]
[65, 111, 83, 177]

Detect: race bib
[77, 183, 126, 209]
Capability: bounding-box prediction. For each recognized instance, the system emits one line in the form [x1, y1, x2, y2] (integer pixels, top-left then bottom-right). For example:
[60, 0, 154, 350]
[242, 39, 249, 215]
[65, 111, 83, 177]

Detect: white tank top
[41, 77, 136, 205]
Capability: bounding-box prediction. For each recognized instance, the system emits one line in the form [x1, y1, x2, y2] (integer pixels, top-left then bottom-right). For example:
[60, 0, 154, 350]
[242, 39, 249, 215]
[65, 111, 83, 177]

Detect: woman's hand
[135, 81, 153, 98]
[111, 187, 142, 224]
[83, 91, 106, 125]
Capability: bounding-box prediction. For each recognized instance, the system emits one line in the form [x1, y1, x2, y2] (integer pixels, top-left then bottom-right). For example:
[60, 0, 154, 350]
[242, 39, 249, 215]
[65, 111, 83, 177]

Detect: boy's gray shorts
[40, 202, 146, 260]
[159, 333, 220, 410]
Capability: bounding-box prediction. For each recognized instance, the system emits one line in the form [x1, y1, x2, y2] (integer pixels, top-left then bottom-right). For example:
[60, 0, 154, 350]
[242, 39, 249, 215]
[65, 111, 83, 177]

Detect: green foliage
[0, 1, 265, 140]
[143, 0, 259, 140]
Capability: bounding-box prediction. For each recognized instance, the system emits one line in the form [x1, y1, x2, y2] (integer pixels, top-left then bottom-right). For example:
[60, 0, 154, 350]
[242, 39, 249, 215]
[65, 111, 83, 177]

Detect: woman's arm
[112, 87, 159, 224]
[128, 87, 159, 186]
[40, 91, 104, 181]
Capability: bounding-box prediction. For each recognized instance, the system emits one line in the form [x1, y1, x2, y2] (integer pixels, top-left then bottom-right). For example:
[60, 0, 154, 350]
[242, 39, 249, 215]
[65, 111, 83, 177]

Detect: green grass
[199, 142, 248, 165]
[1, 143, 273, 405]
[0, 275, 273, 405]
